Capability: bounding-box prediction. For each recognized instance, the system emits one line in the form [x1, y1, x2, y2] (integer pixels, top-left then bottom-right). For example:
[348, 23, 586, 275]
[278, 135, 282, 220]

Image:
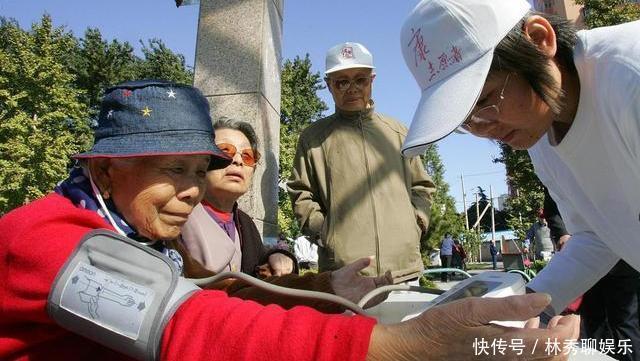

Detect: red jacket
[0, 194, 375, 360]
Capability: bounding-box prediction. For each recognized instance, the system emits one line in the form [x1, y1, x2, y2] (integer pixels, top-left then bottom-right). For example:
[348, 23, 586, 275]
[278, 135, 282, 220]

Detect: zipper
[359, 114, 381, 276]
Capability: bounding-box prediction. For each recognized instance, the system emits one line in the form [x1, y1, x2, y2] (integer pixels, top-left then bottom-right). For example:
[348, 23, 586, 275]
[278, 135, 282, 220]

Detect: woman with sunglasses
[181, 117, 297, 278]
[178, 117, 388, 312]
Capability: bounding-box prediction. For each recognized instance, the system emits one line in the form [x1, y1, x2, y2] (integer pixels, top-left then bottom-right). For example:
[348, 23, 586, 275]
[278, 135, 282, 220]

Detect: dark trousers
[491, 254, 497, 270]
[440, 255, 452, 282]
[580, 260, 640, 361]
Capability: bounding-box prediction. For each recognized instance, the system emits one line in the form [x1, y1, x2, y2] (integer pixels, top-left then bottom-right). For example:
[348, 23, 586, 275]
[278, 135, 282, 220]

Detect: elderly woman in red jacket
[0, 80, 578, 361]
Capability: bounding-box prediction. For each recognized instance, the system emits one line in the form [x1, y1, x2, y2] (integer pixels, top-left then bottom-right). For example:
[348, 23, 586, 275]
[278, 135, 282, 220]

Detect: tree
[574, 0, 640, 28]
[134, 39, 193, 84]
[493, 143, 544, 239]
[69, 28, 139, 114]
[421, 144, 464, 253]
[277, 56, 327, 237]
[277, 55, 328, 238]
[70, 31, 193, 115]
[0, 15, 91, 214]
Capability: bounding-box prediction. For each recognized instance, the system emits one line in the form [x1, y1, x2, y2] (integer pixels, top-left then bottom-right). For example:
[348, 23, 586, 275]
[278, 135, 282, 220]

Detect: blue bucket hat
[75, 79, 231, 170]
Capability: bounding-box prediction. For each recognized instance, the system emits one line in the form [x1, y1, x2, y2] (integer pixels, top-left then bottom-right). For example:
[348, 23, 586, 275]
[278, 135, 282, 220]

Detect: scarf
[55, 167, 184, 274]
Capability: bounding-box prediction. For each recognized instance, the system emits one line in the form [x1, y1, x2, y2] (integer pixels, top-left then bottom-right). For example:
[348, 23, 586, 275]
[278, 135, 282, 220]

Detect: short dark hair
[213, 117, 261, 162]
[490, 12, 577, 115]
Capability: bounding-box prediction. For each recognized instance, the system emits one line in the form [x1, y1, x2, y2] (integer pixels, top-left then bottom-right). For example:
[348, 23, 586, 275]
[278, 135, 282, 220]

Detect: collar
[202, 200, 236, 223]
[335, 100, 375, 121]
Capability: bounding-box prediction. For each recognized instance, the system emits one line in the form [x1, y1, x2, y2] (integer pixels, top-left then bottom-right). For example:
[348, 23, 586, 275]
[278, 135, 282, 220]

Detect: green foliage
[277, 55, 328, 238]
[70, 31, 192, 116]
[419, 275, 436, 289]
[0, 15, 195, 215]
[278, 188, 300, 239]
[135, 39, 193, 84]
[69, 28, 138, 113]
[0, 16, 91, 214]
[574, 0, 640, 28]
[531, 259, 548, 274]
[460, 229, 482, 262]
[493, 143, 544, 239]
[421, 144, 464, 252]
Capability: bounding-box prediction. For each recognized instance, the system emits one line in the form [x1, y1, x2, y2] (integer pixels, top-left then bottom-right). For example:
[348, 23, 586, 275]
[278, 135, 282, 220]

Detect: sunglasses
[327, 76, 373, 92]
[216, 143, 260, 167]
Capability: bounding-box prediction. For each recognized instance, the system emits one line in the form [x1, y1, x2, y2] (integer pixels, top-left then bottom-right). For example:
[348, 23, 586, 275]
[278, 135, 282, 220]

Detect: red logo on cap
[408, 28, 430, 67]
[341, 47, 353, 59]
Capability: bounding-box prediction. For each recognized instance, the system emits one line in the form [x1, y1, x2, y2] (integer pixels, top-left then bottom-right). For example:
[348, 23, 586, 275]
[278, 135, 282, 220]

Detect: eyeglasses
[216, 143, 260, 167]
[327, 76, 373, 92]
[460, 73, 511, 132]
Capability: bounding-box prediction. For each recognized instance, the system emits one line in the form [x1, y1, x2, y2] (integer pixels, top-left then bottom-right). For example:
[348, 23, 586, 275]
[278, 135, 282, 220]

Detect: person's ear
[87, 158, 113, 198]
[523, 15, 557, 58]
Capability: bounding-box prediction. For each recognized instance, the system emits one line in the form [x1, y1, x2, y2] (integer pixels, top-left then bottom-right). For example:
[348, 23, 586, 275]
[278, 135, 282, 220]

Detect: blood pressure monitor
[366, 271, 615, 360]
[401, 272, 527, 325]
[366, 271, 526, 325]
[427, 272, 526, 308]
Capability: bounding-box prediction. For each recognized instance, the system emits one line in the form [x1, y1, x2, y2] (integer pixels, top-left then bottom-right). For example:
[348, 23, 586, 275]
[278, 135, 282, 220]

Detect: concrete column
[194, 0, 283, 238]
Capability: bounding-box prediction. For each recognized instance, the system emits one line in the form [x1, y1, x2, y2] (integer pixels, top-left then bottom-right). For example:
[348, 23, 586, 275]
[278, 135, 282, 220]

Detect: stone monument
[193, 0, 283, 238]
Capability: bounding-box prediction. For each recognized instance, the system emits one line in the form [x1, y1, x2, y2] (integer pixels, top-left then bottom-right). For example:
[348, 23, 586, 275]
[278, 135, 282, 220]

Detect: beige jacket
[287, 105, 435, 282]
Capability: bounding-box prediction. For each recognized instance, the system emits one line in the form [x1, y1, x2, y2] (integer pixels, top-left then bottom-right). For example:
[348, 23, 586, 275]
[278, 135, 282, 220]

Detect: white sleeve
[528, 231, 618, 313]
[527, 183, 620, 313]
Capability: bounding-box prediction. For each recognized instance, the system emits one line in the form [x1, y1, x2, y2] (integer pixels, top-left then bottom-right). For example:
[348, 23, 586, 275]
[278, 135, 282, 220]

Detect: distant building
[533, 0, 585, 29]
[495, 194, 509, 212]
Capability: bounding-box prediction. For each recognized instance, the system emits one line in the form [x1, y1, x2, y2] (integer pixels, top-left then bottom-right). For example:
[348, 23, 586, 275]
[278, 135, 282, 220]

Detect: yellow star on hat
[141, 106, 152, 117]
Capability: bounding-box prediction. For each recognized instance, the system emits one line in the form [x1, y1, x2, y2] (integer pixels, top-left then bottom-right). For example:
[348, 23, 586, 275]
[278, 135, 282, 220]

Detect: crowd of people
[2, 0, 639, 359]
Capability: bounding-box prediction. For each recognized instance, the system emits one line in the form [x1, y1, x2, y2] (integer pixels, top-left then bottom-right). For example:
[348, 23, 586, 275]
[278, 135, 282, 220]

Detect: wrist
[367, 323, 424, 361]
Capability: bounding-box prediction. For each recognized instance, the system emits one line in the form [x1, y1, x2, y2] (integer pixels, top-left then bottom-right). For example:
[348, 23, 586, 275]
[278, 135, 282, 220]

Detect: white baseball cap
[400, 0, 531, 157]
[325, 42, 375, 75]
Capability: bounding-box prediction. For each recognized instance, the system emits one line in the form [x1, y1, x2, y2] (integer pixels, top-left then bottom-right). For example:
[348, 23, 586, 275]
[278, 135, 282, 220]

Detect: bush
[531, 259, 548, 274]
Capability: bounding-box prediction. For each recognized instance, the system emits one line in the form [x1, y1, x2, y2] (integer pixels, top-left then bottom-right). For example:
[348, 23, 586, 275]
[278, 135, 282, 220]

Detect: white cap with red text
[400, 0, 530, 157]
[325, 42, 375, 75]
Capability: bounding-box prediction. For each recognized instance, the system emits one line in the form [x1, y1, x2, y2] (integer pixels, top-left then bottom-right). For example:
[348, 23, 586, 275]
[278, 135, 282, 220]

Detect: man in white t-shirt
[401, 0, 639, 355]
[439, 233, 454, 282]
[293, 235, 318, 270]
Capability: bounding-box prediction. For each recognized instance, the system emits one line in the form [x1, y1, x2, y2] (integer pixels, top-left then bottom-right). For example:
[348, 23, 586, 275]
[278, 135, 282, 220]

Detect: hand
[330, 257, 393, 307]
[267, 253, 294, 276]
[556, 235, 571, 252]
[368, 293, 580, 360]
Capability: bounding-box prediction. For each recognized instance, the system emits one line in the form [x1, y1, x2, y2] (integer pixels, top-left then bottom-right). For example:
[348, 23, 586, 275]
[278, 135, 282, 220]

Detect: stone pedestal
[194, 0, 282, 237]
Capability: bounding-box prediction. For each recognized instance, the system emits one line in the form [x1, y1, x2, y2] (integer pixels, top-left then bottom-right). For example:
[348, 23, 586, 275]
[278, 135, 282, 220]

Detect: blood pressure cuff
[47, 230, 200, 360]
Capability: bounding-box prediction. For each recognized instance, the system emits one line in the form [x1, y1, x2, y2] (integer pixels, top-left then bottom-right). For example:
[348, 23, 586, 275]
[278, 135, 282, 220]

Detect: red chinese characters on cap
[407, 27, 464, 83]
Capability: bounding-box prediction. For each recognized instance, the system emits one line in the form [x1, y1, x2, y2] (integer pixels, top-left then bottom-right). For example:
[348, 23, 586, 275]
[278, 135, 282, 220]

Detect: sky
[0, 0, 510, 212]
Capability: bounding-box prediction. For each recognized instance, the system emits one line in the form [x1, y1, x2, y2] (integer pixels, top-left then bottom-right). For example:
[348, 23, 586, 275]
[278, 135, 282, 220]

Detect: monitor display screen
[439, 280, 502, 304]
